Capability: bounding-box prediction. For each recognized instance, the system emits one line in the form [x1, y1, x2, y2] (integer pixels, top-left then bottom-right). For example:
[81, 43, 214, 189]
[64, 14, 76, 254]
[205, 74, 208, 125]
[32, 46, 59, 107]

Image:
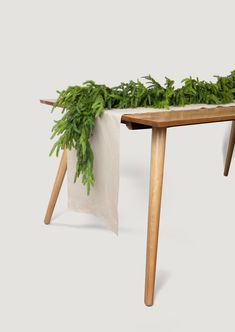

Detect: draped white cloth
[67, 103, 235, 234]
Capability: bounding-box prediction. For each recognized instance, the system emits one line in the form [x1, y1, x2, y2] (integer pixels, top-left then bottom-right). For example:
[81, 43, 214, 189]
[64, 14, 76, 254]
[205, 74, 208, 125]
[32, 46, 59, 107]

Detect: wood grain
[40, 98, 235, 307]
[122, 107, 235, 128]
[40, 99, 235, 128]
[145, 127, 167, 306]
[40, 99, 56, 106]
[44, 149, 67, 224]
[224, 121, 235, 176]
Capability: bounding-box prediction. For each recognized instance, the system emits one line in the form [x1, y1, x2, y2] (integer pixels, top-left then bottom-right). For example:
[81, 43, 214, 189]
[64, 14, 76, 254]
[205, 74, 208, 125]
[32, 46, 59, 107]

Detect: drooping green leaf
[50, 71, 235, 194]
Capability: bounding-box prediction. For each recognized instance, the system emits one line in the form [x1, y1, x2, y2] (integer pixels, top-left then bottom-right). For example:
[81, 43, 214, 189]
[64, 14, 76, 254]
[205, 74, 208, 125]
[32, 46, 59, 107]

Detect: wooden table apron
[41, 100, 235, 307]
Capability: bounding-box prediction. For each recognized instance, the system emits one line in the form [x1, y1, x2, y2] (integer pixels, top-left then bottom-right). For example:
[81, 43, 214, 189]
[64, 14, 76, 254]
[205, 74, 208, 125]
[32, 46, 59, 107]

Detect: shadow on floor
[155, 269, 171, 298]
[49, 220, 138, 235]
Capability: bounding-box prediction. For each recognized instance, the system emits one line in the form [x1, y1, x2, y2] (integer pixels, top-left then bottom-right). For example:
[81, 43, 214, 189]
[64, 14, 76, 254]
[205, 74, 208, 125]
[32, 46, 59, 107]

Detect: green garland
[50, 71, 235, 194]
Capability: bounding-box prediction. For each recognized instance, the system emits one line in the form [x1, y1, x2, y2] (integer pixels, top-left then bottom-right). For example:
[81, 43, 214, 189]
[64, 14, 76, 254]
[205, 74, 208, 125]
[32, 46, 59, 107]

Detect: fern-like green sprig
[50, 71, 235, 194]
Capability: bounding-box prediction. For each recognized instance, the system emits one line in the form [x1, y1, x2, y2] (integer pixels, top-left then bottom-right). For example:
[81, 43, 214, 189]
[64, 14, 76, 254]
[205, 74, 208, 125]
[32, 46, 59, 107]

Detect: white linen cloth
[67, 103, 235, 234]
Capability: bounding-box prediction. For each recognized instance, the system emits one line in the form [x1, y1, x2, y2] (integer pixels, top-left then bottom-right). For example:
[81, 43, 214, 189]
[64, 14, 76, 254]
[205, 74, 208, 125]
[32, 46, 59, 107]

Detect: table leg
[224, 121, 235, 176]
[44, 149, 67, 224]
[145, 127, 167, 306]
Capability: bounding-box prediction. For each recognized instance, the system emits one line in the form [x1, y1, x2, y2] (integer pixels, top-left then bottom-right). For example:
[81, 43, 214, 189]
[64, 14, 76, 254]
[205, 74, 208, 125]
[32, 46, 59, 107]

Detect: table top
[40, 99, 235, 128]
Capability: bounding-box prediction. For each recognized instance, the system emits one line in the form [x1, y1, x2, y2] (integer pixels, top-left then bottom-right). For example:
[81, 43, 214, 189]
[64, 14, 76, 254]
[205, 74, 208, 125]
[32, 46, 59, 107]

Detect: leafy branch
[50, 71, 235, 194]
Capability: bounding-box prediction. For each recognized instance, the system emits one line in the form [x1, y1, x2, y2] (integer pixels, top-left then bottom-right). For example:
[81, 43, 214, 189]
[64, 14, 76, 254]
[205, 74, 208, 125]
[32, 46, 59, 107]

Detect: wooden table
[41, 99, 235, 306]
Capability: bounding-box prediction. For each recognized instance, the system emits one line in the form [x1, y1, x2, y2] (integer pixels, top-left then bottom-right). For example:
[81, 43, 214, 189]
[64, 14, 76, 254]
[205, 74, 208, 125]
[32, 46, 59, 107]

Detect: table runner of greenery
[50, 71, 235, 194]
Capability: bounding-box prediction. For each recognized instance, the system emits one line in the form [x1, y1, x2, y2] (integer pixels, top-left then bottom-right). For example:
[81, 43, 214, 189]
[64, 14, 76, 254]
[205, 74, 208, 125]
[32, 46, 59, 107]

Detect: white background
[0, 0, 235, 331]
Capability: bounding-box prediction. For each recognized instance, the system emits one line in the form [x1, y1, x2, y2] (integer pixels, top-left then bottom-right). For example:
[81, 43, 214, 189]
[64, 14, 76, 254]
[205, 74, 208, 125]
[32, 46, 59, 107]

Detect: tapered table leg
[144, 127, 167, 306]
[224, 121, 235, 176]
[44, 149, 67, 224]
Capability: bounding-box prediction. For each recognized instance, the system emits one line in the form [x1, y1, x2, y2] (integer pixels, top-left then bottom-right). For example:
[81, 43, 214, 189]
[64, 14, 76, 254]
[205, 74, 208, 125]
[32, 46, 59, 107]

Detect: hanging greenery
[50, 71, 235, 194]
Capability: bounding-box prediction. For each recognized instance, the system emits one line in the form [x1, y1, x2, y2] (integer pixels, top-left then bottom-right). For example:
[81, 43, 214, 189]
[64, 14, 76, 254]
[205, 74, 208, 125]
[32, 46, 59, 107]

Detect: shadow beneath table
[49, 220, 137, 235]
[51, 210, 66, 220]
[154, 269, 171, 298]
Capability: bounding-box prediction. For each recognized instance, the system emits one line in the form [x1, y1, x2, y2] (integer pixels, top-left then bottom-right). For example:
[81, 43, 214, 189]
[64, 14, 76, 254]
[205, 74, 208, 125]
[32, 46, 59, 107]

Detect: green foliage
[50, 71, 235, 194]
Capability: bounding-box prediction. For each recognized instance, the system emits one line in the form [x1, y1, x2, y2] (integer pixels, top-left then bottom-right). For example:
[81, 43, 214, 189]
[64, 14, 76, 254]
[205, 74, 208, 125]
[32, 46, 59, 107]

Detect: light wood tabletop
[40, 99, 235, 128]
[121, 106, 235, 127]
[41, 98, 235, 307]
